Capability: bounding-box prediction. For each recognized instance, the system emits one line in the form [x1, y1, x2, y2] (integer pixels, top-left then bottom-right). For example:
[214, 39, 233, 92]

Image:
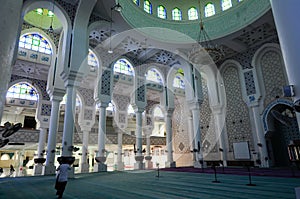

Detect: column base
[134, 162, 145, 170]
[145, 160, 153, 169]
[44, 165, 56, 175]
[33, 164, 44, 176]
[80, 163, 90, 173]
[165, 161, 176, 168]
[117, 162, 124, 171]
[194, 161, 207, 168]
[94, 163, 107, 172]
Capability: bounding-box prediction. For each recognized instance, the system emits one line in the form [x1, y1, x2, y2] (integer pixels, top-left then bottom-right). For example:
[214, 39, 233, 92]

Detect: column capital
[96, 101, 109, 109]
[165, 108, 174, 117]
[47, 88, 65, 101]
[61, 70, 84, 88]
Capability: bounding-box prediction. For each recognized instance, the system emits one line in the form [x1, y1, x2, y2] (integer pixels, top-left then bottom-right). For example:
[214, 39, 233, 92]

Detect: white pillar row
[165, 109, 176, 168]
[212, 107, 228, 167]
[134, 109, 145, 170]
[80, 126, 91, 173]
[250, 104, 269, 168]
[0, 1, 23, 122]
[144, 130, 153, 169]
[44, 96, 63, 175]
[270, 0, 300, 129]
[94, 102, 108, 172]
[191, 104, 204, 168]
[33, 127, 47, 175]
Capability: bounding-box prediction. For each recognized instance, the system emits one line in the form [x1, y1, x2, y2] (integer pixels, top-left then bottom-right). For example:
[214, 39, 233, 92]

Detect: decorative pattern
[137, 78, 145, 102]
[77, 87, 94, 106]
[223, 66, 254, 151]
[41, 103, 51, 116]
[260, 51, 286, 106]
[84, 109, 93, 120]
[244, 71, 256, 95]
[101, 70, 111, 95]
[199, 79, 218, 154]
[112, 94, 131, 111]
[56, 0, 78, 26]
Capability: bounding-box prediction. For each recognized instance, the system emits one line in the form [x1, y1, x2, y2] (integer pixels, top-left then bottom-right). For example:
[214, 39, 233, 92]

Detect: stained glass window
[133, 0, 139, 6]
[173, 75, 185, 89]
[205, 3, 216, 17]
[144, 0, 152, 14]
[153, 106, 164, 117]
[88, 50, 98, 67]
[157, 5, 166, 19]
[146, 68, 163, 84]
[188, 7, 198, 20]
[221, 0, 232, 11]
[19, 33, 52, 54]
[6, 83, 38, 101]
[114, 59, 134, 76]
[172, 8, 182, 20]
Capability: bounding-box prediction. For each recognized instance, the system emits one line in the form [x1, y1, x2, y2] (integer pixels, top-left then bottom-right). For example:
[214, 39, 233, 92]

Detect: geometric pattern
[77, 87, 94, 106]
[244, 70, 256, 95]
[41, 103, 51, 116]
[223, 66, 254, 151]
[101, 70, 111, 95]
[260, 51, 286, 107]
[84, 109, 93, 120]
[137, 79, 145, 102]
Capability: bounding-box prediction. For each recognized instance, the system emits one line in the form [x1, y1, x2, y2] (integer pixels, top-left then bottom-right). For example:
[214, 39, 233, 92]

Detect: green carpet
[0, 170, 299, 199]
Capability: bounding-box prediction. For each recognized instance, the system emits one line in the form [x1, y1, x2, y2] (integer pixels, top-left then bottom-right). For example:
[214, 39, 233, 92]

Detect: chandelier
[190, 0, 225, 63]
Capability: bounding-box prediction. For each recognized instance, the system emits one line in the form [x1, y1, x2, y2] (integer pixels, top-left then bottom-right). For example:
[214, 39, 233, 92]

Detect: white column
[191, 107, 204, 168]
[250, 104, 269, 167]
[165, 109, 176, 168]
[44, 97, 62, 175]
[270, 0, 300, 129]
[34, 127, 47, 175]
[116, 129, 124, 171]
[0, 1, 23, 122]
[213, 109, 227, 167]
[144, 131, 153, 169]
[134, 110, 145, 169]
[80, 128, 90, 173]
[188, 115, 196, 161]
[95, 103, 108, 172]
[61, 85, 76, 157]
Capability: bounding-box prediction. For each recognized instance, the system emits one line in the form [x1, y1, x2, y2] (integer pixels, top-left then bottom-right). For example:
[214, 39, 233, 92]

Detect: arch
[145, 67, 164, 85]
[127, 104, 135, 115]
[188, 7, 198, 20]
[153, 105, 164, 118]
[19, 29, 56, 55]
[113, 58, 135, 76]
[6, 82, 39, 101]
[7, 79, 43, 102]
[88, 49, 99, 68]
[262, 99, 294, 132]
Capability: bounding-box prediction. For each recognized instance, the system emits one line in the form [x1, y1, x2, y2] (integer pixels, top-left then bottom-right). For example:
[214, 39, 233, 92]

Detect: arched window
[88, 50, 98, 67]
[172, 8, 182, 20]
[19, 33, 52, 54]
[157, 5, 167, 19]
[144, 0, 152, 14]
[188, 7, 198, 20]
[221, 0, 232, 11]
[6, 82, 38, 101]
[173, 75, 185, 89]
[114, 58, 134, 76]
[146, 68, 163, 84]
[128, 104, 135, 115]
[133, 0, 139, 6]
[204, 3, 216, 17]
[153, 106, 164, 118]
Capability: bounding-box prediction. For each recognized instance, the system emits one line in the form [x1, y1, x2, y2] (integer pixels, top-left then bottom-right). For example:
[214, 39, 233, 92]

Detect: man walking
[55, 163, 71, 198]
